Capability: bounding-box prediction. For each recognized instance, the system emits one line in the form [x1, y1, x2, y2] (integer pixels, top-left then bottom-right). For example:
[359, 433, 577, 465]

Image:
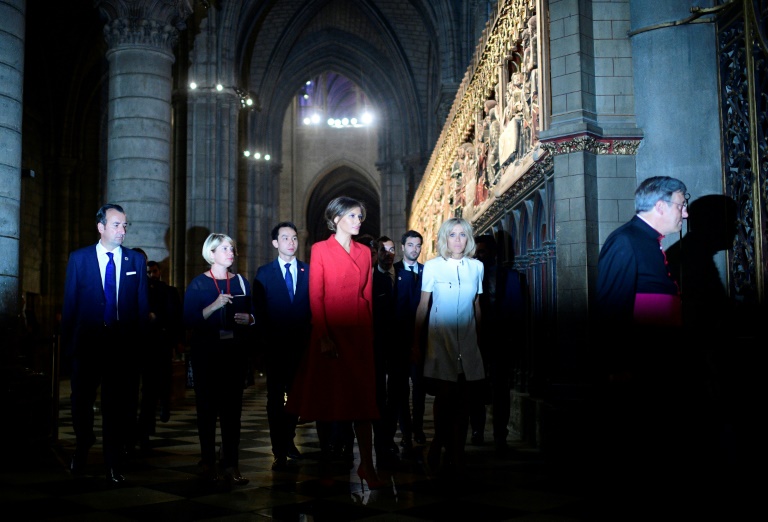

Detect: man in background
[470, 234, 526, 455]
[133, 253, 183, 453]
[393, 230, 426, 448]
[371, 235, 401, 468]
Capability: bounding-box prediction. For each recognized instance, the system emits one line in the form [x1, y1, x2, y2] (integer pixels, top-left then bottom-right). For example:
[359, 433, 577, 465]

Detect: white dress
[421, 256, 485, 382]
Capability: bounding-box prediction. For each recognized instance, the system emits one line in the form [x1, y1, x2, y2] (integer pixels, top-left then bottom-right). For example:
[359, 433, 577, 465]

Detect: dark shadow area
[663, 194, 757, 516]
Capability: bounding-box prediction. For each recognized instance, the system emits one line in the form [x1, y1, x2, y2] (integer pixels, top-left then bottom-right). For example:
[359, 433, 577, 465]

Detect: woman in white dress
[413, 217, 485, 474]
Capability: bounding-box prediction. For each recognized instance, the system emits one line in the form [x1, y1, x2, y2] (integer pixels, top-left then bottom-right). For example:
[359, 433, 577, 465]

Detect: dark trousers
[429, 376, 477, 468]
[490, 362, 511, 441]
[409, 359, 426, 436]
[388, 360, 413, 440]
[192, 340, 246, 469]
[136, 336, 173, 440]
[372, 346, 391, 455]
[265, 355, 300, 458]
[470, 347, 512, 443]
[71, 343, 139, 470]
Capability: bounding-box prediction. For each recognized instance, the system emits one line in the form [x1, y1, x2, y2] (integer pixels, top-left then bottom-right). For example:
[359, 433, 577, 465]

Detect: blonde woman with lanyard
[184, 233, 255, 486]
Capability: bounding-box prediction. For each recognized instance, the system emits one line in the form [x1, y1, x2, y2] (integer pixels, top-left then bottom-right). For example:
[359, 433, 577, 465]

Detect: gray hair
[635, 176, 688, 213]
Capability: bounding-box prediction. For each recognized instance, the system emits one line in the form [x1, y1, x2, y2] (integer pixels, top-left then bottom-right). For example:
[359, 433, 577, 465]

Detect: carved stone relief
[411, 0, 544, 249]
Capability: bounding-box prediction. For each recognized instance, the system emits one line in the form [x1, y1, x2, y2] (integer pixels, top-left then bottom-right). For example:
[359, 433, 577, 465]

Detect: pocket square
[126, 271, 137, 276]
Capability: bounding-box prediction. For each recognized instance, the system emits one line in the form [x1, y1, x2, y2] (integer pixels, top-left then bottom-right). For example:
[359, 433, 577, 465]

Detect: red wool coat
[286, 236, 378, 421]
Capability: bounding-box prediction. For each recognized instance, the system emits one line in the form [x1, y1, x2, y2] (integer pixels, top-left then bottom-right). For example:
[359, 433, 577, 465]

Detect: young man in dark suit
[61, 203, 150, 484]
[392, 230, 427, 449]
[253, 222, 311, 471]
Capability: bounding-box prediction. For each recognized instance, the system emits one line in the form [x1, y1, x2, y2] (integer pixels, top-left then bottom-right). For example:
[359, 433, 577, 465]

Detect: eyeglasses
[665, 200, 687, 211]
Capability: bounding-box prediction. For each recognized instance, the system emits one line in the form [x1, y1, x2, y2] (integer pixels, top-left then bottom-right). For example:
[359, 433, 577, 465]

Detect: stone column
[0, 0, 25, 336]
[242, 158, 278, 276]
[377, 158, 411, 241]
[184, 9, 242, 281]
[95, 0, 192, 264]
[542, 0, 644, 375]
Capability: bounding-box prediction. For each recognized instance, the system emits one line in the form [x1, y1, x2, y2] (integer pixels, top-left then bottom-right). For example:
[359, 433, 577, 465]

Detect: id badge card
[219, 329, 234, 340]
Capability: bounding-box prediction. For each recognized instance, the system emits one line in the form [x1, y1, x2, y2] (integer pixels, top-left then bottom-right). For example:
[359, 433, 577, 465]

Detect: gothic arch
[304, 165, 380, 250]
[250, 32, 418, 163]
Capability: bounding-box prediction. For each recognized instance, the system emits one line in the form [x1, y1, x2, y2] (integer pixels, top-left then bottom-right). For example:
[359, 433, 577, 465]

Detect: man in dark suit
[132, 252, 183, 453]
[470, 234, 527, 454]
[392, 230, 426, 448]
[253, 222, 311, 471]
[371, 235, 401, 468]
[61, 203, 149, 484]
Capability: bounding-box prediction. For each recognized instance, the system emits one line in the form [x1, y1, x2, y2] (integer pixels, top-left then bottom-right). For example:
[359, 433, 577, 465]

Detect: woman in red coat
[287, 196, 381, 488]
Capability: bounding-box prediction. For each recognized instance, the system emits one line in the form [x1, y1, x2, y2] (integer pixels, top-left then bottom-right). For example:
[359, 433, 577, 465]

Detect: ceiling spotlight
[216, 84, 223, 91]
[189, 82, 198, 90]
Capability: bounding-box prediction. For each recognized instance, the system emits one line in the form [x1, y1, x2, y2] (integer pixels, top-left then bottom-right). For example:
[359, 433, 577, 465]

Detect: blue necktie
[104, 252, 117, 325]
[285, 263, 294, 302]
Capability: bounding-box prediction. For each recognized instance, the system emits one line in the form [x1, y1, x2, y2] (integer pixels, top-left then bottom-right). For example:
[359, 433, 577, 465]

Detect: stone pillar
[376, 160, 408, 241]
[95, 0, 192, 264]
[0, 0, 25, 339]
[542, 0, 642, 371]
[242, 158, 278, 275]
[401, 153, 425, 223]
[184, 9, 242, 281]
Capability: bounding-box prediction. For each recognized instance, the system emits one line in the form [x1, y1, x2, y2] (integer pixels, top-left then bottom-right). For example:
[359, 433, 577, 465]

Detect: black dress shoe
[200, 462, 220, 483]
[400, 438, 414, 457]
[271, 456, 287, 471]
[70, 452, 87, 475]
[286, 444, 302, 460]
[106, 468, 125, 484]
[159, 403, 171, 423]
[377, 448, 401, 470]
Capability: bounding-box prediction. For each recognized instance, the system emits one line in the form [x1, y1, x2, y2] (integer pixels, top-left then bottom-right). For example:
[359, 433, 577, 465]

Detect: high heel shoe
[222, 466, 249, 486]
[356, 466, 386, 491]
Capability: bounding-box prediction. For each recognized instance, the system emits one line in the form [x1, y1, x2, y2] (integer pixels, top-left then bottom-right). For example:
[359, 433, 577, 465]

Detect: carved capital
[540, 133, 642, 156]
[96, 0, 192, 50]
